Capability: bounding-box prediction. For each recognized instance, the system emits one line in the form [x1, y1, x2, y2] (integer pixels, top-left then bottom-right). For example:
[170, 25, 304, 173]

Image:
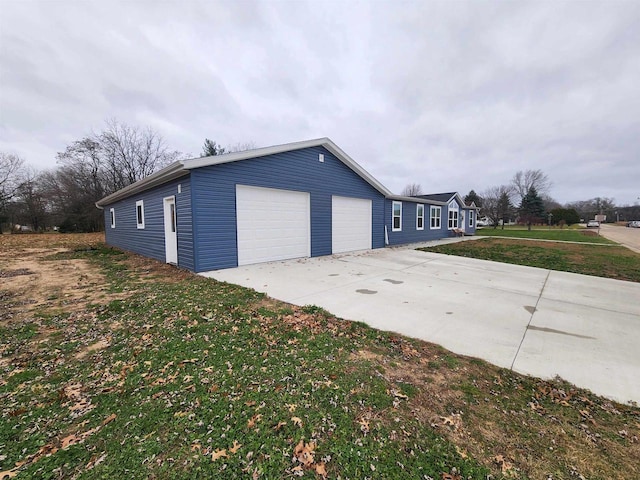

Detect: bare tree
[39, 164, 105, 232]
[227, 141, 257, 153]
[56, 138, 105, 198]
[99, 119, 181, 191]
[41, 119, 184, 232]
[541, 194, 561, 212]
[401, 183, 423, 196]
[13, 167, 48, 231]
[0, 153, 25, 232]
[481, 185, 514, 228]
[0, 152, 25, 204]
[511, 169, 551, 202]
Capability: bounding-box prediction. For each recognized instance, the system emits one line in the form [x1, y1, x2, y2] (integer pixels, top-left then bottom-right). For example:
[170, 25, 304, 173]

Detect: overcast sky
[1, 0, 639, 205]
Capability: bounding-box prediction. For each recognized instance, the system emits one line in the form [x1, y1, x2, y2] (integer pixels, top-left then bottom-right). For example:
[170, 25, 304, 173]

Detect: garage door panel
[236, 185, 310, 266]
[332, 196, 372, 254]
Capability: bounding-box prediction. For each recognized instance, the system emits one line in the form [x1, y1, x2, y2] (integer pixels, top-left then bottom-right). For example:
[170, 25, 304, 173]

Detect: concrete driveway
[599, 223, 640, 253]
[202, 244, 640, 404]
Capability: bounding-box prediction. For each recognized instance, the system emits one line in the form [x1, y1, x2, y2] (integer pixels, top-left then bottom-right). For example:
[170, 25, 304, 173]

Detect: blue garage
[96, 138, 477, 272]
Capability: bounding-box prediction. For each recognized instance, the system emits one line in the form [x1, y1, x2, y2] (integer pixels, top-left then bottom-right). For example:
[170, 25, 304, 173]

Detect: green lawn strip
[2, 242, 639, 480]
[476, 227, 614, 244]
[423, 238, 640, 282]
[1, 249, 487, 480]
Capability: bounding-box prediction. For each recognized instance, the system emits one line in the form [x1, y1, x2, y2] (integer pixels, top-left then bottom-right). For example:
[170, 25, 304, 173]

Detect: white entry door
[332, 196, 372, 254]
[163, 196, 178, 264]
[236, 185, 310, 266]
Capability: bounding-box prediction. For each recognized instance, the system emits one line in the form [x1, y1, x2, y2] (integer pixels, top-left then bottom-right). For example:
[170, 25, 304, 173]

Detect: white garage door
[236, 185, 310, 266]
[332, 196, 372, 254]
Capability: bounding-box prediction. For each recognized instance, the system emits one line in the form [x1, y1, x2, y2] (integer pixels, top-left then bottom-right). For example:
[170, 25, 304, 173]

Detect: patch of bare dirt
[0, 247, 109, 323]
[0, 232, 104, 252]
[75, 338, 111, 360]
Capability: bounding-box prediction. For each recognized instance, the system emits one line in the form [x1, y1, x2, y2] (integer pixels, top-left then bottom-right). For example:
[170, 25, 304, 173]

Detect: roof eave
[387, 195, 447, 205]
[95, 161, 187, 207]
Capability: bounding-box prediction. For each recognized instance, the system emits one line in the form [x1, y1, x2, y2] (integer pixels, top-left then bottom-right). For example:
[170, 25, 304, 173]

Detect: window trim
[110, 208, 116, 229]
[430, 206, 441, 229]
[416, 204, 424, 230]
[468, 210, 474, 228]
[447, 201, 459, 230]
[392, 201, 402, 232]
[136, 200, 145, 229]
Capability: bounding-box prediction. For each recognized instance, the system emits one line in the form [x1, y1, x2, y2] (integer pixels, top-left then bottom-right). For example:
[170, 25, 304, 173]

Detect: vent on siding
[319, 153, 324, 163]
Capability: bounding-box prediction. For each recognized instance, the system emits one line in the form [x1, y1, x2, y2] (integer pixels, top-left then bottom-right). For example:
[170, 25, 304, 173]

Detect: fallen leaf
[0, 470, 18, 479]
[273, 421, 287, 431]
[441, 473, 462, 480]
[440, 417, 456, 427]
[212, 449, 228, 461]
[493, 454, 515, 474]
[390, 389, 408, 400]
[247, 414, 262, 428]
[455, 445, 468, 459]
[358, 418, 370, 434]
[293, 439, 315, 466]
[315, 462, 327, 477]
[291, 416, 303, 427]
[85, 453, 107, 470]
[102, 413, 117, 426]
[61, 434, 80, 449]
[229, 440, 242, 454]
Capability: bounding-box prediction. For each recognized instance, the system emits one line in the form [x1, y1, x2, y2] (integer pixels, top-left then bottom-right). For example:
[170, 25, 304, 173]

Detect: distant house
[96, 138, 477, 272]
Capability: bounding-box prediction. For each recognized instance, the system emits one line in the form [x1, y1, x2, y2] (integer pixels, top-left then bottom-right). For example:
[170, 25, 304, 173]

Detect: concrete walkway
[202, 245, 640, 404]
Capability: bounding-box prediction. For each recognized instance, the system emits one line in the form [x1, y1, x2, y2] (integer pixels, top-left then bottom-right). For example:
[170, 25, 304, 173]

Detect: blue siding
[191, 146, 385, 272]
[464, 208, 477, 234]
[383, 195, 476, 245]
[103, 176, 194, 271]
[384, 199, 450, 245]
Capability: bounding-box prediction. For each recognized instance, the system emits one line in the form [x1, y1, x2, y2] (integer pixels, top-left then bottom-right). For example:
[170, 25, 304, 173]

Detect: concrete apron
[201, 245, 640, 405]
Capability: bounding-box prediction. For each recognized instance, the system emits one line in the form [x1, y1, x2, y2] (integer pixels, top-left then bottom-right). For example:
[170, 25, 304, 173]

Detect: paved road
[203, 244, 640, 405]
[599, 224, 640, 253]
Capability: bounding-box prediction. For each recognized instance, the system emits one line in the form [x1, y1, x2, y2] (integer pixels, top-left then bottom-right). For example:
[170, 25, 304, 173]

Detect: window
[136, 200, 145, 229]
[430, 206, 441, 229]
[392, 201, 402, 231]
[469, 210, 474, 228]
[448, 201, 459, 229]
[170, 202, 176, 233]
[110, 208, 116, 228]
[416, 204, 424, 230]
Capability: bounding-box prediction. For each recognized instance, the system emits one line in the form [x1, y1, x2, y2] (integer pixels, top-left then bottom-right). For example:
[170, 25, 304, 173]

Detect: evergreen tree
[519, 186, 545, 230]
[549, 208, 580, 226]
[497, 191, 512, 230]
[201, 139, 226, 157]
[464, 189, 482, 207]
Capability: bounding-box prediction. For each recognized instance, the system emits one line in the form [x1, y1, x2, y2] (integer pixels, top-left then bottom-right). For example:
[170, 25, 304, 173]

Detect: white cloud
[0, 0, 638, 204]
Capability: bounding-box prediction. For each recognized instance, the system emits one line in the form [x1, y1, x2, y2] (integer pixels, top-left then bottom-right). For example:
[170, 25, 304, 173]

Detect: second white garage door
[236, 185, 310, 266]
[332, 196, 372, 254]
